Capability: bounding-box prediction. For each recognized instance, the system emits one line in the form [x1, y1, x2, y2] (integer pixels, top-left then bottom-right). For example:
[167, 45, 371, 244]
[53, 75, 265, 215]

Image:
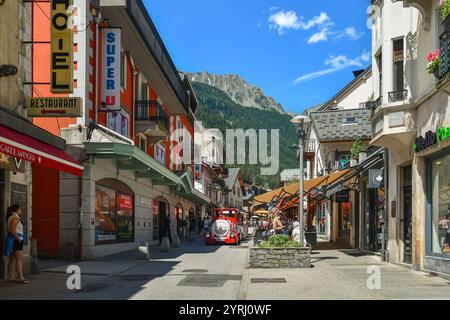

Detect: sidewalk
[0, 239, 203, 300]
[239, 249, 450, 300]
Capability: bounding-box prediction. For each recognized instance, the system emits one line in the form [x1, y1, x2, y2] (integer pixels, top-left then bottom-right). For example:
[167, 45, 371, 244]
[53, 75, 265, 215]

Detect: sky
[145, 0, 373, 114]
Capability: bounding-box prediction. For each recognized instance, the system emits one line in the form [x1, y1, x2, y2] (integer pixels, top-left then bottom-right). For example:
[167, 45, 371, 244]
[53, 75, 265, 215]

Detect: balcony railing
[364, 96, 383, 111]
[388, 89, 408, 103]
[304, 139, 316, 153]
[135, 100, 169, 132]
[439, 28, 450, 80]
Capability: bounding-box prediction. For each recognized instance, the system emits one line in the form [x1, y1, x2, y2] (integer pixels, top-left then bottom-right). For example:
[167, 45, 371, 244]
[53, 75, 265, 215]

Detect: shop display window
[95, 179, 134, 244]
[431, 154, 450, 255]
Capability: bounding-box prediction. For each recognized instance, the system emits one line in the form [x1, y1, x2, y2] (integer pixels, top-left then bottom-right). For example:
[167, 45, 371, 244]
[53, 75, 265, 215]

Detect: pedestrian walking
[184, 217, 190, 240]
[5, 204, 30, 284]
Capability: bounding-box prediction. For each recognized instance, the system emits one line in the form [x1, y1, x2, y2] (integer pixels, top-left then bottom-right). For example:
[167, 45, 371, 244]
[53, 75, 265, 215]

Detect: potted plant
[350, 137, 364, 167]
[441, 0, 450, 29]
[427, 49, 441, 78]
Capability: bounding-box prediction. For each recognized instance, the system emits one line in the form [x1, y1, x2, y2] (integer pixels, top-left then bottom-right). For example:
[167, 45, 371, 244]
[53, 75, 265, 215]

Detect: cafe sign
[26, 97, 82, 117]
[413, 126, 450, 153]
[51, 0, 73, 93]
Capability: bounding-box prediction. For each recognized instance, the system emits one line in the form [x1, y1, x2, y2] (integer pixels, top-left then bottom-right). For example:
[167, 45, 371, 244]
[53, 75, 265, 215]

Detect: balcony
[304, 139, 316, 154]
[364, 96, 383, 111]
[135, 100, 170, 143]
[437, 29, 450, 93]
[388, 89, 408, 103]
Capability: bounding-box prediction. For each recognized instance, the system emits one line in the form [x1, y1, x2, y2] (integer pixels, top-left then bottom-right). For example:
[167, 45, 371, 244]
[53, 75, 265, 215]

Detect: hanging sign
[369, 169, 384, 189]
[26, 97, 82, 117]
[50, 0, 73, 93]
[102, 28, 121, 111]
[194, 164, 201, 180]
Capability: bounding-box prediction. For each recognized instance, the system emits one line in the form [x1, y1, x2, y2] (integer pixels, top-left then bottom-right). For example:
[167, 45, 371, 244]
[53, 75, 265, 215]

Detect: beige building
[370, 0, 450, 275]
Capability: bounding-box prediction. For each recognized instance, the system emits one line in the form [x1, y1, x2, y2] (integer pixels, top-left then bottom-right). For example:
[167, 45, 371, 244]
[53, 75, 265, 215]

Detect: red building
[31, 0, 209, 259]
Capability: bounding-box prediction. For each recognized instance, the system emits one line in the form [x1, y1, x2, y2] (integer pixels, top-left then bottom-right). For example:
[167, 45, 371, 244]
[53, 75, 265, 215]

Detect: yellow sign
[27, 97, 82, 117]
[51, 0, 73, 93]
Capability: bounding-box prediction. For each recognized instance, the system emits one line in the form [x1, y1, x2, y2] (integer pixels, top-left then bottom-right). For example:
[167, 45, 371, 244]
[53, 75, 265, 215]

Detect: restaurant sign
[26, 97, 82, 117]
[51, 0, 73, 93]
[413, 126, 450, 153]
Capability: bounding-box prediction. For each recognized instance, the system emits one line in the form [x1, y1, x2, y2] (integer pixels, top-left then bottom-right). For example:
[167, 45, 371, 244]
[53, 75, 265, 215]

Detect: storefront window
[95, 180, 134, 244]
[431, 154, 450, 255]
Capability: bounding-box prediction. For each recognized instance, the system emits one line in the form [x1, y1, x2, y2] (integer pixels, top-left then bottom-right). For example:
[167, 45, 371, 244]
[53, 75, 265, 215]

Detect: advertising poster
[95, 185, 117, 242]
[107, 110, 129, 138]
[116, 193, 133, 240]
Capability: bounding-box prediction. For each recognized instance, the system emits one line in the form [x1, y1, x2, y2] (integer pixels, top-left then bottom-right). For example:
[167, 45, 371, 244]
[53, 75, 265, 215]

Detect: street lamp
[290, 115, 312, 246]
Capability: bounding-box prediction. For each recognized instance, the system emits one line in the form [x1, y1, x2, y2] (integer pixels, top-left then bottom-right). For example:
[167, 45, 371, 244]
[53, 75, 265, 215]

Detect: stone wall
[249, 247, 311, 268]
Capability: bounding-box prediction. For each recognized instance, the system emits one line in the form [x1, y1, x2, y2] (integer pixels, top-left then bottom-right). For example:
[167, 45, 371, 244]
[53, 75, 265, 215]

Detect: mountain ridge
[188, 71, 286, 114]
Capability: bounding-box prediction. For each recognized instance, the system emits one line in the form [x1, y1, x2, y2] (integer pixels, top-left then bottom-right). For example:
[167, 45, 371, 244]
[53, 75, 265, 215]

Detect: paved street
[0, 238, 449, 300]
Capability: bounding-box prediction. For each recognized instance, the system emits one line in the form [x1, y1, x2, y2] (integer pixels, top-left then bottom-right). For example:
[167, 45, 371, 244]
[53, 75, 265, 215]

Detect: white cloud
[268, 10, 331, 35]
[269, 10, 301, 35]
[269, 6, 279, 12]
[300, 12, 331, 30]
[292, 51, 371, 85]
[308, 28, 331, 44]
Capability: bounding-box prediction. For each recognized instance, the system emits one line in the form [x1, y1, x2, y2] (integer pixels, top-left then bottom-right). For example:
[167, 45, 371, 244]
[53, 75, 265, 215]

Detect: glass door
[403, 166, 413, 264]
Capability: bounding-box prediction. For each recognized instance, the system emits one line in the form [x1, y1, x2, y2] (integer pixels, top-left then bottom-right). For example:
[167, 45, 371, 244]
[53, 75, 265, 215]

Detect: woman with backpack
[5, 204, 30, 284]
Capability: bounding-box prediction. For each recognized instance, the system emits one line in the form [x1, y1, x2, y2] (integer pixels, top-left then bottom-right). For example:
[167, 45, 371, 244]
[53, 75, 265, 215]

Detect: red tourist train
[204, 208, 246, 245]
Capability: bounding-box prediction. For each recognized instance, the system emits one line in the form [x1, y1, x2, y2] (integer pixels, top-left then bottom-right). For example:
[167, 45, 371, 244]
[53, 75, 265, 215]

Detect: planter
[350, 158, 358, 167]
[358, 151, 367, 163]
[443, 14, 450, 31]
[249, 246, 312, 269]
[433, 68, 441, 79]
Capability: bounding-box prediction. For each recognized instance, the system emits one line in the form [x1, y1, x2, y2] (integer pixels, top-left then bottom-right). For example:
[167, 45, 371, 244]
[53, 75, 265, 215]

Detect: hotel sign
[413, 126, 450, 153]
[51, 0, 73, 93]
[26, 97, 82, 117]
[101, 28, 121, 111]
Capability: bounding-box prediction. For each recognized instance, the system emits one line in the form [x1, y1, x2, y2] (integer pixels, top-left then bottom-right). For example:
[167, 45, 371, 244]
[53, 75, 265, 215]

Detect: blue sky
[145, 0, 372, 114]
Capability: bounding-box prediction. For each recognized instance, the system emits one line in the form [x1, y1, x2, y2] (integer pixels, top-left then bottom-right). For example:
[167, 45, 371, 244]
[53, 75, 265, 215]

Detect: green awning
[85, 142, 210, 205]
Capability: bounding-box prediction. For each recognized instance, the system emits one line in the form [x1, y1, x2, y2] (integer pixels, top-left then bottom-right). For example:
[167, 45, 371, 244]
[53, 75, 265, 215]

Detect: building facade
[368, 0, 450, 275]
[0, 0, 83, 278]
[29, 0, 210, 260]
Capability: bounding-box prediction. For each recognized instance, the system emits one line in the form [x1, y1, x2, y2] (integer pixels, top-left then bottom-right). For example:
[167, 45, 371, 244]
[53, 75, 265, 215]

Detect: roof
[310, 108, 372, 142]
[253, 169, 351, 205]
[280, 169, 302, 182]
[224, 168, 241, 190]
[319, 66, 372, 111]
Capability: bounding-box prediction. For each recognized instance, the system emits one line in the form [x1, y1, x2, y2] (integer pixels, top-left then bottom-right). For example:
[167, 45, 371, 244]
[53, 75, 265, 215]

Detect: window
[430, 154, 450, 256]
[139, 135, 147, 153]
[141, 82, 148, 101]
[345, 117, 357, 124]
[120, 49, 127, 90]
[95, 179, 134, 244]
[376, 52, 383, 98]
[393, 38, 404, 92]
[155, 144, 166, 166]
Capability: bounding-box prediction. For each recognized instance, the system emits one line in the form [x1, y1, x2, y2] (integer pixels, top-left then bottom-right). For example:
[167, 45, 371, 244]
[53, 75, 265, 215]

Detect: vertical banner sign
[194, 164, 201, 180]
[51, 0, 73, 93]
[102, 28, 122, 111]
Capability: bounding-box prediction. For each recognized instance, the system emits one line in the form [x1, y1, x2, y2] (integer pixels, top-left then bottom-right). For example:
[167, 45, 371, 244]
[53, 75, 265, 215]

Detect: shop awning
[85, 142, 211, 205]
[253, 169, 351, 205]
[0, 125, 83, 176]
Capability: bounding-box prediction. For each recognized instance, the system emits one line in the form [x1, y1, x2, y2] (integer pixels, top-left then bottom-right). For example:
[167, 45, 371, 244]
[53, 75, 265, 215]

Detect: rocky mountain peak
[188, 71, 285, 114]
